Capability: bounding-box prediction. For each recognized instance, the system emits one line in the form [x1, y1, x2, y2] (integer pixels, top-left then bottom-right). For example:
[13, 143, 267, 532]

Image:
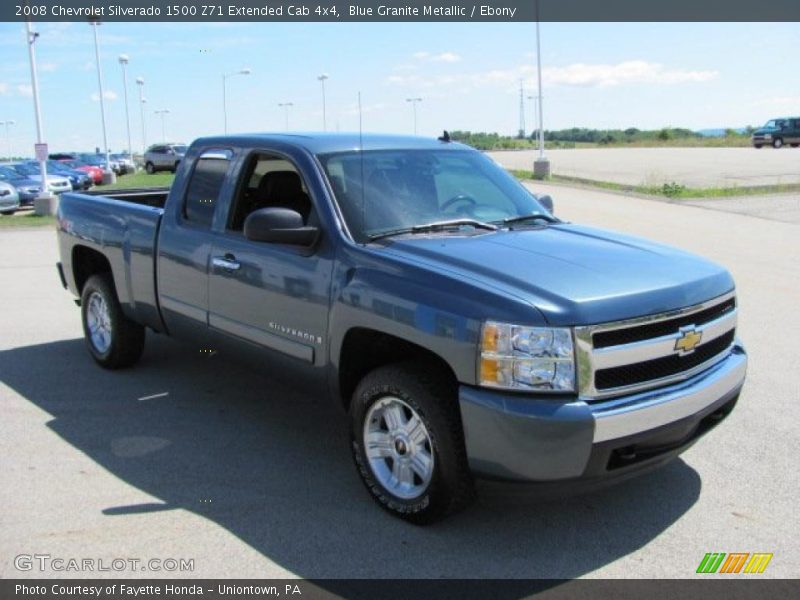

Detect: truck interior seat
[254, 171, 311, 222]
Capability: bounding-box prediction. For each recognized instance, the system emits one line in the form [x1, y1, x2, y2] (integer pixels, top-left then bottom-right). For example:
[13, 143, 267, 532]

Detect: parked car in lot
[111, 153, 136, 174]
[751, 117, 800, 148]
[30, 161, 93, 191]
[9, 163, 72, 195]
[0, 180, 20, 214]
[58, 159, 103, 185]
[56, 133, 747, 523]
[79, 154, 118, 175]
[0, 165, 43, 206]
[143, 143, 187, 174]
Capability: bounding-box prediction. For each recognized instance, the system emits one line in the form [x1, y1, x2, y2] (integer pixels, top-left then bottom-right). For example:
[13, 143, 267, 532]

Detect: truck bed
[57, 188, 168, 332]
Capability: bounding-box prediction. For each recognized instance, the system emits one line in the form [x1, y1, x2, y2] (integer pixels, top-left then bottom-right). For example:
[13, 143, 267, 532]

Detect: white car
[10, 163, 72, 194]
[0, 181, 20, 215]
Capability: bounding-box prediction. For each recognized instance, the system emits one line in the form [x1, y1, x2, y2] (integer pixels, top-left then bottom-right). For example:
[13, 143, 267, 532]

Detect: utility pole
[90, 20, 115, 184]
[518, 79, 526, 139]
[136, 77, 146, 158]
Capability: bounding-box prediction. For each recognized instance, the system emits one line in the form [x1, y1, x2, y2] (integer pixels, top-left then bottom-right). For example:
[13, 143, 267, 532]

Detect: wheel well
[338, 328, 456, 408]
[72, 246, 112, 294]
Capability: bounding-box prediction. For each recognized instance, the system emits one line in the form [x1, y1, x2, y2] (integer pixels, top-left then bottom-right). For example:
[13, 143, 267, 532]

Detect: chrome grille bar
[574, 291, 737, 401]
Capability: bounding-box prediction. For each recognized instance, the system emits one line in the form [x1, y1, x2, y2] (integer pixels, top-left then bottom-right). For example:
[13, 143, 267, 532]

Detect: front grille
[595, 330, 735, 390]
[593, 297, 735, 349]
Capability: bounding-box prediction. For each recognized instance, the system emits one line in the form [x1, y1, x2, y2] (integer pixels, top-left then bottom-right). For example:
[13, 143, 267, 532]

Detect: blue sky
[0, 21, 798, 155]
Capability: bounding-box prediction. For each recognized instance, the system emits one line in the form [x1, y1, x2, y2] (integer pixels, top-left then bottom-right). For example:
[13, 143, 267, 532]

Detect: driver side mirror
[537, 194, 554, 214]
[244, 207, 319, 246]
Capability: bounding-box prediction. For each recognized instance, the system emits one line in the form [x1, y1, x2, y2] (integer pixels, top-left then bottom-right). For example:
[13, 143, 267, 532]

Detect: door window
[182, 149, 233, 228]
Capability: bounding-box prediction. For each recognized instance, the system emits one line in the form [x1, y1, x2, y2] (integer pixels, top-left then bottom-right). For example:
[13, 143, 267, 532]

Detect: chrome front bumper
[591, 343, 747, 442]
[459, 341, 747, 482]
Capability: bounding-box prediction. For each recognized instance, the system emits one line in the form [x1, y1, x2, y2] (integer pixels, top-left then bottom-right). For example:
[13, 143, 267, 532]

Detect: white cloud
[431, 52, 461, 63]
[412, 51, 462, 63]
[90, 90, 118, 102]
[39, 62, 58, 73]
[0, 82, 8, 95]
[17, 84, 32, 97]
[385, 60, 718, 94]
[541, 61, 718, 87]
[756, 95, 800, 107]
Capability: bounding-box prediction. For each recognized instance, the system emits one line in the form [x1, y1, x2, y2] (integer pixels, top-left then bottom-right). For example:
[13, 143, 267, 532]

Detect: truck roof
[192, 132, 472, 154]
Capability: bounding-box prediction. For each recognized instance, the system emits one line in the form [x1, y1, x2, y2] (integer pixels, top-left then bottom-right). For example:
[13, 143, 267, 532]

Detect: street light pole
[0, 120, 15, 160]
[278, 102, 293, 131]
[24, 19, 54, 211]
[118, 54, 133, 162]
[527, 94, 538, 144]
[222, 68, 251, 134]
[90, 20, 114, 184]
[135, 77, 146, 157]
[154, 109, 170, 142]
[317, 74, 329, 131]
[406, 97, 422, 135]
[533, 0, 550, 179]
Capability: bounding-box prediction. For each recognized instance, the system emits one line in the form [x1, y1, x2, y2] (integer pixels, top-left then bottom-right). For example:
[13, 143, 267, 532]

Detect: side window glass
[182, 149, 233, 228]
[228, 153, 312, 231]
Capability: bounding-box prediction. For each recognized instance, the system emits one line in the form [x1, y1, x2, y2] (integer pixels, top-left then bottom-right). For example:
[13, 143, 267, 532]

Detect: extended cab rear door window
[182, 149, 234, 228]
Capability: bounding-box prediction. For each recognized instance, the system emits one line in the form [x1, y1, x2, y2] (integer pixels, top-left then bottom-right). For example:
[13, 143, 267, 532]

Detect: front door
[207, 151, 334, 370]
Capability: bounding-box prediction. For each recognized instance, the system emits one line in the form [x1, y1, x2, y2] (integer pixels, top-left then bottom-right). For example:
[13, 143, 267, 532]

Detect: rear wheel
[791, 143, 799, 148]
[81, 274, 145, 369]
[349, 361, 475, 524]
[772, 138, 784, 149]
[145, 162, 155, 174]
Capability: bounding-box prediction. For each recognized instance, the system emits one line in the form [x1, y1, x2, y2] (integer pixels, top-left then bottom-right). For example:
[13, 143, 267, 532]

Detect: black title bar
[4, 0, 800, 22]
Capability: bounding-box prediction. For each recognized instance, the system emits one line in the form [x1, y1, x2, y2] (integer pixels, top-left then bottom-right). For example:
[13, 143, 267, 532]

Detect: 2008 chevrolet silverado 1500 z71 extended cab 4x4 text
[56, 134, 747, 523]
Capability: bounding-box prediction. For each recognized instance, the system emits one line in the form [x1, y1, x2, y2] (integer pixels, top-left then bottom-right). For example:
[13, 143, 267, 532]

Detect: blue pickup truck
[56, 133, 747, 523]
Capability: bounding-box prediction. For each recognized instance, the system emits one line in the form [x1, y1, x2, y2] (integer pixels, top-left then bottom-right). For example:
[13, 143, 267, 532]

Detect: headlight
[19, 186, 41, 194]
[764, 134, 772, 139]
[479, 321, 575, 392]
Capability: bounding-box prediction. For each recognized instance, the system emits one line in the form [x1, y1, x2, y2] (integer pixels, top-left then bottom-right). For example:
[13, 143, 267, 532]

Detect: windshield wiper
[500, 212, 559, 227]
[368, 219, 497, 242]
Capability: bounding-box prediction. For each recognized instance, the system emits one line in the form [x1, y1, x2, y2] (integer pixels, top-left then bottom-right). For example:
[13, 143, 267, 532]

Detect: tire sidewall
[773, 138, 783, 149]
[145, 162, 155, 174]
[350, 367, 470, 522]
[80, 277, 117, 364]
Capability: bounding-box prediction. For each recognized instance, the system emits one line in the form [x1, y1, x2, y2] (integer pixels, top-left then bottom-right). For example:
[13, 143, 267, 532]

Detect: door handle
[212, 255, 241, 272]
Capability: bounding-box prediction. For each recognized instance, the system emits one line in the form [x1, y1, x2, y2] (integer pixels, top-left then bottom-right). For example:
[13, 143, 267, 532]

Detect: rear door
[157, 148, 235, 343]
[207, 150, 335, 369]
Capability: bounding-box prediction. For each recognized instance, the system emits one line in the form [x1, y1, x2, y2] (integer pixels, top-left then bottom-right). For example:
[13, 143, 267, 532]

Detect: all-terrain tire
[80, 274, 145, 369]
[349, 361, 475, 524]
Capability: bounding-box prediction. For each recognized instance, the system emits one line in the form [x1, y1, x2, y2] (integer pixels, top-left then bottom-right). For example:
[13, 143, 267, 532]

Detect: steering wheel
[441, 194, 478, 212]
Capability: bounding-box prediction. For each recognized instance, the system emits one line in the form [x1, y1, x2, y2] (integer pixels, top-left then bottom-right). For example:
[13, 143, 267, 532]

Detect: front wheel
[349, 361, 475, 524]
[0, 210, 15, 216]
[81, 274, 145, 369]
[754, 144, 763, 149]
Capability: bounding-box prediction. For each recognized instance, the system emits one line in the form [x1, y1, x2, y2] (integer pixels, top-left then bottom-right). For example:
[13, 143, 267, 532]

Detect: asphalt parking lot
[490, 148, 800, 188]
[1, 185, 798, 580]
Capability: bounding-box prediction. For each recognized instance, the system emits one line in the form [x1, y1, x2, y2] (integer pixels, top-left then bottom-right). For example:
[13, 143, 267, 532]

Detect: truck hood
[380, 223, 734, 326]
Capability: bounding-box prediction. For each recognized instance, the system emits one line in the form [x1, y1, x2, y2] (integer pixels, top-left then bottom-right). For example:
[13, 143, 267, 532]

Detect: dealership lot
[1, 185, 798, 579]
[490, 148, 800, 188]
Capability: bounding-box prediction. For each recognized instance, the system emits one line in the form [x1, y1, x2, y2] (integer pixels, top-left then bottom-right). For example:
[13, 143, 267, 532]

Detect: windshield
[318, 149, 550, 242]
[172, 145, 188, 154]
[764, 119, 786, 129]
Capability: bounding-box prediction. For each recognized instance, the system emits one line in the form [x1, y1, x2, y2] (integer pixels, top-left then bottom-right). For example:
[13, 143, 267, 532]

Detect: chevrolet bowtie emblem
[675, 327, 703, 355]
